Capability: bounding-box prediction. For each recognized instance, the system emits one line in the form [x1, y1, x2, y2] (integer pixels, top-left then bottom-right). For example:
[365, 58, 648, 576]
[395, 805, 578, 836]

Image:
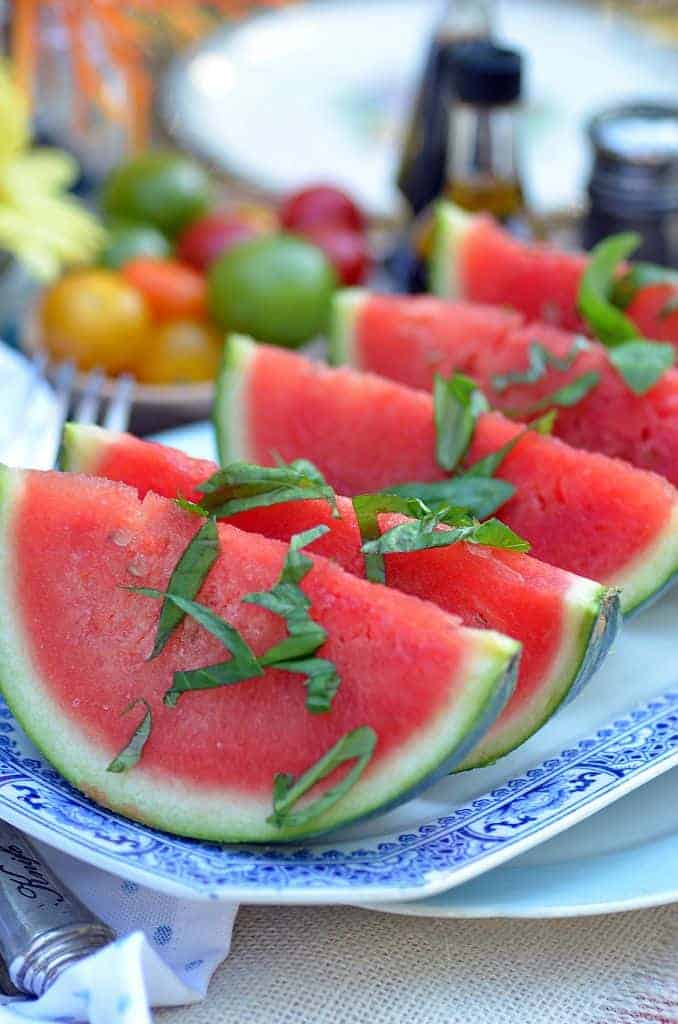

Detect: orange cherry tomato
[41, 269, 150, 373]
[122, 258, 206, 321]
[134, 318, 222, 385]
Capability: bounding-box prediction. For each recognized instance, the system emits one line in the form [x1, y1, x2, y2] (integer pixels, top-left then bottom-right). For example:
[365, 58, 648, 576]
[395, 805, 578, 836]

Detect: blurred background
[2, 0, 678, 431]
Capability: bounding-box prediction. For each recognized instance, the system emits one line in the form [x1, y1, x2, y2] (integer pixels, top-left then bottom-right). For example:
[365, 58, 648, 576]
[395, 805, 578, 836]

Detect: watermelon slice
[430, 203, 678, 355]
[214, 335, 678, 615]
[0, 465, 521, 841]
[62, 424, 621, 769]
[330, 290, 678, 486]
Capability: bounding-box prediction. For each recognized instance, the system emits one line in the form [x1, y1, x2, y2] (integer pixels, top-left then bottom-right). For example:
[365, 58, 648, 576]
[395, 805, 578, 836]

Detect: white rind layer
[213, 333, 257, 467]
[459, 578, 620, 770]
[328, 288, 368, 368]
[0, 464, 520, 843]
[429, 201, 474, 299]
[610, 500, 678, 615]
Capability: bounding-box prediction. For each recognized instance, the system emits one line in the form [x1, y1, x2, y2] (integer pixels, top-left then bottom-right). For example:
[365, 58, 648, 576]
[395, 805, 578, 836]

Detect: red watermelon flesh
[0, 466, 520, 840]
[62, 425, 619, 769]
[431, 202, 678, 352]
[334, 291, 678, 486]
[215, 336, 678, 614]
[626, 283, 678, 348]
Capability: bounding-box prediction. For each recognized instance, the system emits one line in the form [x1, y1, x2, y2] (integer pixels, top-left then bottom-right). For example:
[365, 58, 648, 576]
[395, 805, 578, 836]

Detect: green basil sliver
[608, 340, 675, 395]
[519, 372, 601, 414]
[196, 459, 338, 518]
[351, 493, 415, 583]
[611, 263, 678, 309]
[273, 658, 341, 715]
[145, 518, 219, 661]
[165, 659, 263, 707]
[268, 726, 377, 829]
[383, 477, 515, 520]
[578, 233, 640, 346]
[491, 337, 589, 392]
[106, 699, 153, 773]
[361, 509, 529, 557]
[434, 373, 488, 473]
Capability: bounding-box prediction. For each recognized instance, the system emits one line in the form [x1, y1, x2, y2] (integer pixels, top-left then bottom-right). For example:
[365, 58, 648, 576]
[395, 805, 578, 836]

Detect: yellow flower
[0, 64, 105, 280]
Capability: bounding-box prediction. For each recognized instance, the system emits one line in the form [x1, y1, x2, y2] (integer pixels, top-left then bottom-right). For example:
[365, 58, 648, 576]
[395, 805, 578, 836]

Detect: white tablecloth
[159, 903, 678, 1024]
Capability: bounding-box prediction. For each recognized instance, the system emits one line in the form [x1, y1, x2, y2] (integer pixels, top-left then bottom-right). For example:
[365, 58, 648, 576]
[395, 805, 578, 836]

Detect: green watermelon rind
[458, 581, 621, 770]
[213, 333, 256, 466]
[0, 463, 523, 843]
[609, 501, 678, 615]
[429, 201, 474, 299]
[328, 288, 368, 368]
[60, 422, 119, 474]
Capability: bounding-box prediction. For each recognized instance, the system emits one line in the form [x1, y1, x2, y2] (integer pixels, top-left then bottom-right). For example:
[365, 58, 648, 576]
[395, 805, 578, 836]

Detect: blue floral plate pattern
[0, 691, 675, 903]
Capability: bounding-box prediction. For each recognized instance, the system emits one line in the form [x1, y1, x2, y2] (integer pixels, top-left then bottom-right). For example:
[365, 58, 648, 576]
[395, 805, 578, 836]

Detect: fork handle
[0, 821, 114, 996]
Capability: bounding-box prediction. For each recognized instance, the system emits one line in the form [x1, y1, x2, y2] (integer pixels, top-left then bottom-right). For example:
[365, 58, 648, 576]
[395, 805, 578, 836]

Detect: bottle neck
[446, 102, 523, 219]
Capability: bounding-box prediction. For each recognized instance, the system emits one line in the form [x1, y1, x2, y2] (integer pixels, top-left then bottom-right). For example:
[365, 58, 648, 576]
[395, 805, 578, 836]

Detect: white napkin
[0, 843, 239, 1024]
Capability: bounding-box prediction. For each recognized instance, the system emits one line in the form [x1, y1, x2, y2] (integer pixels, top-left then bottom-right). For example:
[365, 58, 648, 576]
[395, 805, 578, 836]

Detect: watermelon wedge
[0, 466, 521, 841]
[214, 335, 678, 615]
[62, 424, 621, 769]
[330, 290, 678, 486]
[430, 201, 678, 351]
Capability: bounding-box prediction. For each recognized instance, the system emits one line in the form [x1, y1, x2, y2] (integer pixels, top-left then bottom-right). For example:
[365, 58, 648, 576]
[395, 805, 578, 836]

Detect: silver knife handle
[0, 821, 114, 996]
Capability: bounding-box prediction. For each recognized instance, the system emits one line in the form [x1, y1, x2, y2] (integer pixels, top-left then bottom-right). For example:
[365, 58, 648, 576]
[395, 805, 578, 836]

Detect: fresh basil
[165, 659, 263, 707]
[578, 233, 640, 346]
[611, 262, 678, 309]
[146, 518, 219, 661]
[529, 410, 557, 435]
[352, 493, 425, 583]
[491, 337, 589, 392]
[196, 459, 338, 518]
[516, 371, 601, 415]
[244, 526, 341, 714]
[361, 506, 529, 557]
[434, 373, 488, 473]
[268, 725, 377, 829]
[608, 341, 675, 395]
[382, 477, 516, 521]
[106, 699, 153, 773]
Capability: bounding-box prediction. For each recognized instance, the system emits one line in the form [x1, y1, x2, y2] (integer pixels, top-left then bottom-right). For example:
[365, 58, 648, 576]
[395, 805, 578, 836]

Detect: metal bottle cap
[0, 821, 114, 997]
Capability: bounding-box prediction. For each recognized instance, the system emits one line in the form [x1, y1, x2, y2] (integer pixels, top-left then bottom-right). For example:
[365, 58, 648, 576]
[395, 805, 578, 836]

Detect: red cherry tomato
[300, 224, 371, 286]
[122, 258, 206, 320]
[176, 213, 260, 271]
[280, 185, 365, 233]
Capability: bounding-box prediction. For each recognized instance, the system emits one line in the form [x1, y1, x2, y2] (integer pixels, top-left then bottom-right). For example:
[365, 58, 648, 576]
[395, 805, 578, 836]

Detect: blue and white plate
[0, 419, 675, 910]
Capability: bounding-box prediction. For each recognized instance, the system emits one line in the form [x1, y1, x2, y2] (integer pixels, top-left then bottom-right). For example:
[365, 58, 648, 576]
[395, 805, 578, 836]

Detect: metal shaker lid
[588, 103, 678, 214]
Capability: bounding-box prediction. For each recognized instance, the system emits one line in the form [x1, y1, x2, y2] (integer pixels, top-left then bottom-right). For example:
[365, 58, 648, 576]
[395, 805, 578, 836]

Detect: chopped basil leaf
[516, 371, 601, 415]
[106, 699, 152, 773]
[361, 507, 529, 557]
[608, 340, 675, 395]
[578, 233, 640, 346]
[174, 496, 209, 516]
[660, 295, 678, 319]
[268, 726, 377, 829]
[146, 518, 219, 661]
[529, 410, 557, 435]
[382, 477, 515, 520]
[352, 493, 422, 583]
[434, 372, 488, 472]
[165, 659, 263, 707]
[244, 526, 340, 713]
[611, 263, 678, 309]
[491, 337, 589, 392]
[196, 459, 338, 518]
[273, 658, 341, 715]
[129, 588, 259, 669]
[462, 431, 524, 478]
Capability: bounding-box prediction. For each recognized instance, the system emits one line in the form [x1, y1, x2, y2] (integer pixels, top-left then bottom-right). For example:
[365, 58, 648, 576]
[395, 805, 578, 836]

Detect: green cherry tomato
[102, 151, 212, 238]
[208, 234, 337, 347]
[100, 222, 171, 269]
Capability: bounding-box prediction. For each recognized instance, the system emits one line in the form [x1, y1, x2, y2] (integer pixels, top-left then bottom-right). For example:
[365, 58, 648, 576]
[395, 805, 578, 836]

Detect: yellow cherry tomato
[41, 269, 150, 374]
[134, 319, 222, 385]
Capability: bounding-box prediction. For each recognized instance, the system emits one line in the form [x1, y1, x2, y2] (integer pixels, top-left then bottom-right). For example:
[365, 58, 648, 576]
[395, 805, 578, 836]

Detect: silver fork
[2, 356, 134, 470]
[0, 355, 132, 995]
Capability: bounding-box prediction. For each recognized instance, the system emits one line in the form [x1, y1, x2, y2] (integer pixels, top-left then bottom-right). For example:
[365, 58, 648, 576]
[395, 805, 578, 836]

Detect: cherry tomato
[41, 269, 150, 373]
[280, 185, 365, 233]
[299, 224, 372, 286]
[122, 258, 206, 320]
[176, 213, 259, 271]
[134, 319, 222, 385]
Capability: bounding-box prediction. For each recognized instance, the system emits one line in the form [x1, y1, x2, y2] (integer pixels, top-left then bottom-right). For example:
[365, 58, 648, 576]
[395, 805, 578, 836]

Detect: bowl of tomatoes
[24, 151, 373, 432]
